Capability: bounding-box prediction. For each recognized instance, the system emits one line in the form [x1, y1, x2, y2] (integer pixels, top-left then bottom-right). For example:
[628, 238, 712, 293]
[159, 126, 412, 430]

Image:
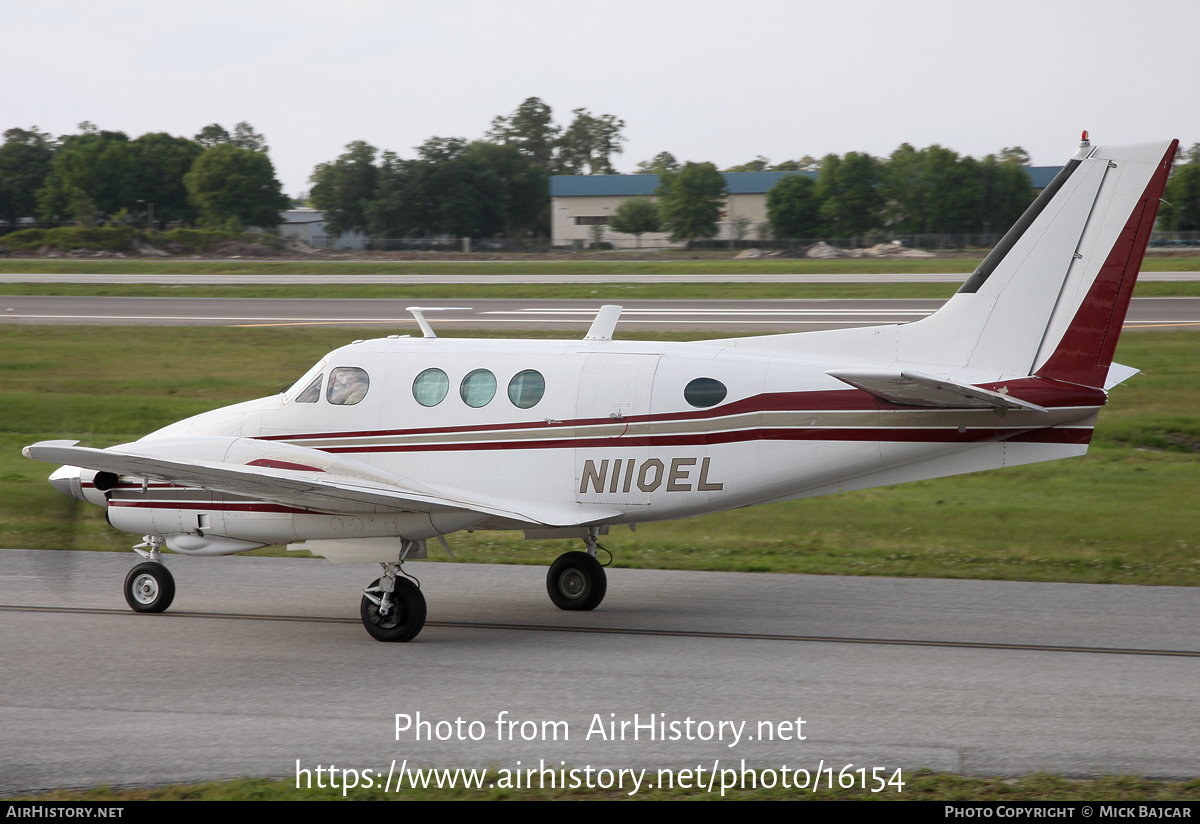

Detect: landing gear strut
[124, 535, 175, 613]
[547, 527, 607, 611]
[360, 539, 427, 642]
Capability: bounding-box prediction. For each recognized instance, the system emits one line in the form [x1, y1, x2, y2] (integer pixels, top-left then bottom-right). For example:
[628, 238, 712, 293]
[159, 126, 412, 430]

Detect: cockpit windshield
[283, 359, 326, 402]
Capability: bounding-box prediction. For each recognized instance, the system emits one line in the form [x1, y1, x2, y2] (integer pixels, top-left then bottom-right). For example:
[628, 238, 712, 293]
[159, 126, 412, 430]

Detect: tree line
[608, 147, 1036, 244]
[0, 121, 289, 231]
[4, 102, 1197, 241]
[608, 142, 1200, 242]
[309, 98, 627, 238]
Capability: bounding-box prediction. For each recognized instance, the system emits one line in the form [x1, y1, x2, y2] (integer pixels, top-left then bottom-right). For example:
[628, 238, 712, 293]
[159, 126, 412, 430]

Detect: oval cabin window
[683, 377, 727, 408]
[460, 369, 497, 408]
[412, 368, 449, 407]
[507, 370, 546, 409]
[327, 367, 370, 405]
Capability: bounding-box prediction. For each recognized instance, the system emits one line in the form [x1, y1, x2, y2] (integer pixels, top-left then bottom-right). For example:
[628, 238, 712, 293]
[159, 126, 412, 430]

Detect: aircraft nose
[48, 465, 83, 500]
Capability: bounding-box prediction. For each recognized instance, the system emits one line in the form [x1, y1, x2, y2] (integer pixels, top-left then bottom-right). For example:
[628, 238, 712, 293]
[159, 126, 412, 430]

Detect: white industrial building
[550, 171, 816, 248]
[276, 208, 368, 249]
[550, 167, 1063, 248]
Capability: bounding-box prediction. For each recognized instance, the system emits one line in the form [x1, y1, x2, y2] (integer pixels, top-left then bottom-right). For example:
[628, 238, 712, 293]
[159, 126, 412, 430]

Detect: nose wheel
[361, 576, 426, 642]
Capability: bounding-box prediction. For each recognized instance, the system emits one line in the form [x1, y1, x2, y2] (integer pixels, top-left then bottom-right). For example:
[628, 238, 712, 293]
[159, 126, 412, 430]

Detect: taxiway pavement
[1, 548, 1197, 794]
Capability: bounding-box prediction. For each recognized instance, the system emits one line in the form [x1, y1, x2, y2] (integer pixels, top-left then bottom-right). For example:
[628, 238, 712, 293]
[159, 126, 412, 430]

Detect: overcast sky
[5, 0, 1196, 194]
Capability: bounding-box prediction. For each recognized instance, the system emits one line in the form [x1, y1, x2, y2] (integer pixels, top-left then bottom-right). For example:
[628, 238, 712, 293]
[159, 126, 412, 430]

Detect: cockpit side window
[284, 359, 326, 402]
[327, 367, 370, 405]
[295, 374, 323, 403]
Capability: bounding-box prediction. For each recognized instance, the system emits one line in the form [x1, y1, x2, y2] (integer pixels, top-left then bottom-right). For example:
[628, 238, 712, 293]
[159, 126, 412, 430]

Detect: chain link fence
[310, 231, 1200, 253]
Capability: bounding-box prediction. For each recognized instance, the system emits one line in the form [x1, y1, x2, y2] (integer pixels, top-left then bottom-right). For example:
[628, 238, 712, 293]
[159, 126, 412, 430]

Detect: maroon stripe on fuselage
[316, 424, 1094, 454]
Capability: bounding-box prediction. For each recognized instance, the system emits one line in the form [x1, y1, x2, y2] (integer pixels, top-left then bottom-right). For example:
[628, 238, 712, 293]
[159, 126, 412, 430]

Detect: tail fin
[1031, 140, 1177, 387]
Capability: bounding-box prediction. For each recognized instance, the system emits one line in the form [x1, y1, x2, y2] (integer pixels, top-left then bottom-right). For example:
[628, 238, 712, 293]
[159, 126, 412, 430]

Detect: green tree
[365, 138, 506, 238]
[194, 124, 231, 149]
[68, 187, 97, 227]
[999, 146, 1031, 166]
[817, 151, 882, 236]
[1161, 163, 1200, 231]
[655, 161, 728, 242]
[771, 155, 821, 172]
[464, 140, 550, 236]
[978, 154, 1032, 235]
[310, 141, 381, 234]
[486, 98, 559, 168]
[766, 174, 822, 238]
[0, 127, 56, 226]
[184, 143, 289, 228]
[231, 122, 268, 153]
[35, 126, 135, 223]
[634, 152, 680, 174]
[194, 122, 268, 153]
[128, 132, 204, 225]
[883, 144, 982, 234]
[724, 155, 770, 173]
[608, 196, 661, 246]
[555, 108, 625, 175]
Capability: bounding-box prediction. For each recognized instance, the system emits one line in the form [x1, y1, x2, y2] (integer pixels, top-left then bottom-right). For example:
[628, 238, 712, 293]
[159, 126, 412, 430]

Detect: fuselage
[60, 333, 1105, 552]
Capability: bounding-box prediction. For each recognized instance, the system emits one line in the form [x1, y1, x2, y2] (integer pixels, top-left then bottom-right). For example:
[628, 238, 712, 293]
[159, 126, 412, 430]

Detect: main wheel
[546, 551, 607, 611]
[124, 562, 175, 613]
[360, 577, 426, 642]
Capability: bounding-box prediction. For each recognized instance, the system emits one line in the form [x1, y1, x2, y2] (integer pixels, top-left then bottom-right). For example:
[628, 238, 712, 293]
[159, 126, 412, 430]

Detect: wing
[23, 437, 618, 528]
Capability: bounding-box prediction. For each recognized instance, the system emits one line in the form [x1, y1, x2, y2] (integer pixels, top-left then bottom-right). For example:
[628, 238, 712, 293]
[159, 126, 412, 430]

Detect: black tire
[546, 551, 607, 611]
[124, 562, 175, 613]
[360, 577, 426, 642]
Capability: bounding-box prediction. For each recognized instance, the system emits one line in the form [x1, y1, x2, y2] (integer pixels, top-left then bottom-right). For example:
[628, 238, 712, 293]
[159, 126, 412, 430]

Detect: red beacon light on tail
[1074, 130, 1092, 159]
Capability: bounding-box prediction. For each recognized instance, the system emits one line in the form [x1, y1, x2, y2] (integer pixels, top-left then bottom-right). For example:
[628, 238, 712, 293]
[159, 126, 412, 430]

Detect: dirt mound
[210, 240, 279, 257]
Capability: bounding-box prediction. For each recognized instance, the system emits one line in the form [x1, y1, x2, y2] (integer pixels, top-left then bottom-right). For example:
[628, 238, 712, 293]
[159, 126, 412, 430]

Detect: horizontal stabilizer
[1103, 362, 1139, 391]
[827, 369, 1048, 413]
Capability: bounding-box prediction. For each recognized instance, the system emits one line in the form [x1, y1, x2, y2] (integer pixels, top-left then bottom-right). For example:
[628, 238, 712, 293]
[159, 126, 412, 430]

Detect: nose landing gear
[360, 539, 427, 642]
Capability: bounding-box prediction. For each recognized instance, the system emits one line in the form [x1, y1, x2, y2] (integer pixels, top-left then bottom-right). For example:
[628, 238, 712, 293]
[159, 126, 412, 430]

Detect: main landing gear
[547, 527, 608, 611]
[360, 539, 427, 642]
[123, 535, 175, 613]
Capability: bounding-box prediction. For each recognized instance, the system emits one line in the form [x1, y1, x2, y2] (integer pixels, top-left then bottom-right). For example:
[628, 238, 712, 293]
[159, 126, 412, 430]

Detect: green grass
[1, 280, 1199, 302]
[7, 771, 1200, 801]
[2, 327, 1198, 583]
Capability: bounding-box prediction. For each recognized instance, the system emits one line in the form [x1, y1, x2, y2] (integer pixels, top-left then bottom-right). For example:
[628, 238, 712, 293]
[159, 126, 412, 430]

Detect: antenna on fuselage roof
[584, 305, 623, 342]
[406, 306, 471, 339]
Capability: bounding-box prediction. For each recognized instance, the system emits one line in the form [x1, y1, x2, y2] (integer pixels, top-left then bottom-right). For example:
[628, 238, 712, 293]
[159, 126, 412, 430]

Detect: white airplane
[25, 135, 1177, 643]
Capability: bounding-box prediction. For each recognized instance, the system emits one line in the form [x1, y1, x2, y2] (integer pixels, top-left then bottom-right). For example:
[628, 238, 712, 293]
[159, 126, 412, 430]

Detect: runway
[3, 295, 1200, 332]
[1, 548, 1197, 793]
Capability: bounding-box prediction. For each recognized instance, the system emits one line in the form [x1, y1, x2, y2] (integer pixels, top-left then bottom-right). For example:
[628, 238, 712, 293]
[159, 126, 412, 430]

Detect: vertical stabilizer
[1032, 140, 1177, 387]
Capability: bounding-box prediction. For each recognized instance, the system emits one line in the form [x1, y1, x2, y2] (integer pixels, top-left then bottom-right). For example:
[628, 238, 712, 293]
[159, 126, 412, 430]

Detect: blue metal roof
[550, 166, 1062, 196]
[1026, 166, 1061, 189]
[550, 170, 817, 198]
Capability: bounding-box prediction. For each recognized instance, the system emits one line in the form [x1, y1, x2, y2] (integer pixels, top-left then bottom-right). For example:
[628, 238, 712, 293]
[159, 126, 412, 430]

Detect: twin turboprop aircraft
[25, 136, 1178, 643]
